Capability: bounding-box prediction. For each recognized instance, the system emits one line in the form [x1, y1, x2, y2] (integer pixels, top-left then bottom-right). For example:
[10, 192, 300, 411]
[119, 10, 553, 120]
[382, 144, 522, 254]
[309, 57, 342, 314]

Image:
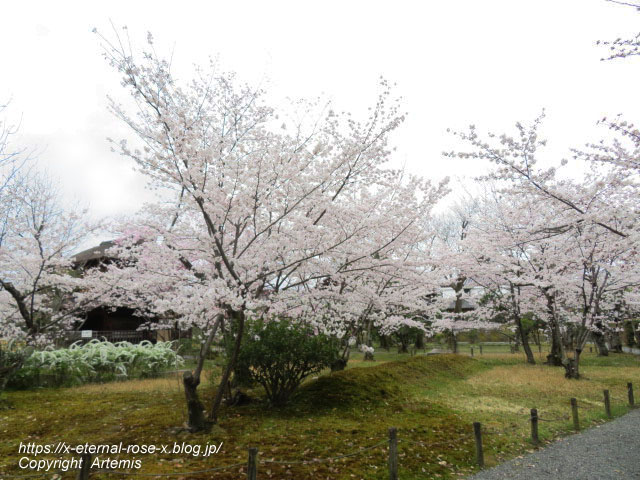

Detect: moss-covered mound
[295, 354, 480, 408]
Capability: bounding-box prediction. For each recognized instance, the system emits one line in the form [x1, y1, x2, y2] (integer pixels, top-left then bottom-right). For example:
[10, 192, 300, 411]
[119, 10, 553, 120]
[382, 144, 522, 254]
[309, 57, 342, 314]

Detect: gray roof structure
[72, 240, 116, 264]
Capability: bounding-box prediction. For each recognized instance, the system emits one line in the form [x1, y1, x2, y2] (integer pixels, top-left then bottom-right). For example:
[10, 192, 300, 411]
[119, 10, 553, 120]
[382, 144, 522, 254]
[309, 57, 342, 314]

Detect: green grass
[1, 351, 639, 479]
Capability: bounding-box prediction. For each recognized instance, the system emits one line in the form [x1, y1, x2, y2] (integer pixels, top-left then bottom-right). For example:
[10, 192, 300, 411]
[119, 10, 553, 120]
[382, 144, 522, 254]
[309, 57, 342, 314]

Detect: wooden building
[70, 240, 188, 343]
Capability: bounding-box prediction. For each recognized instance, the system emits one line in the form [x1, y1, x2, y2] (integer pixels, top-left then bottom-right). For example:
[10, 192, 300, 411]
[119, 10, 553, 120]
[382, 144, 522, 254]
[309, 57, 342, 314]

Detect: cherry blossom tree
[445, 17, 640, 362]
[0, 172, 108, 345]
[0, 104, 110, 346]
[459, 190, 543, 364]
[96, 30, 447, 429]
[444, 121, 640, 376]
[430, 197, 483, 352]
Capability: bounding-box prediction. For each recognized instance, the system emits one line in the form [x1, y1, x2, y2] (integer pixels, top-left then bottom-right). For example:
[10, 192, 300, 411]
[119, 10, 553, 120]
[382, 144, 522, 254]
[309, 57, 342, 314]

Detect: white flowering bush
[9, 339, 183, 388]
[359, 344, 375, 361]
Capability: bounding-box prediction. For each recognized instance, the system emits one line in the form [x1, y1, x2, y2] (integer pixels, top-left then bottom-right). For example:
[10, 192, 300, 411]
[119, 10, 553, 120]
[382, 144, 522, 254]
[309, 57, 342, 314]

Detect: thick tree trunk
[593, 329, 609, 356]
[209, 309, 245, 423]
[397, 335, 410, 353]
[183, 372, 207, 432]
[514, 317, 535, 364]
[546, 326, 563, 366]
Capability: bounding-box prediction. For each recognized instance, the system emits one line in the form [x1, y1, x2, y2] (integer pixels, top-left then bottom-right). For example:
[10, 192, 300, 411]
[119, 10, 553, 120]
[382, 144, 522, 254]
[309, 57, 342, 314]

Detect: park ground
[1, 347, 639, 479]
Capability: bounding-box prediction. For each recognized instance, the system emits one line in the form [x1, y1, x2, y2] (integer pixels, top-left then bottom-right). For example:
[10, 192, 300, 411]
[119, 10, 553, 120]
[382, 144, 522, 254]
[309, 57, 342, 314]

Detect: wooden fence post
[628, 382, 635, 407]
[530, 408, 539, 445]
[471, 347, 474, 357]
[473, 422, 484, 467]
[570, 398, 579, 431]
[388, 427, 398, 480]
[479, 345, 483, 355]
[247, 447, 258, 480]
[604, 390, 612, 418]
[76, 453, 91, 480]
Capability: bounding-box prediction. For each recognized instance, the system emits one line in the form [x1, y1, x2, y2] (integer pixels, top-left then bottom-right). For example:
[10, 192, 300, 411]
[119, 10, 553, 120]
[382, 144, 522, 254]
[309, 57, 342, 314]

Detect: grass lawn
[1, 350, 639, 479]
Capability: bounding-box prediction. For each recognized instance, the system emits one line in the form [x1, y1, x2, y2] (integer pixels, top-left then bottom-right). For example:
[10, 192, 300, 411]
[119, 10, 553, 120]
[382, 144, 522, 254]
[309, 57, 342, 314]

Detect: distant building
[70, 241, 188, 343]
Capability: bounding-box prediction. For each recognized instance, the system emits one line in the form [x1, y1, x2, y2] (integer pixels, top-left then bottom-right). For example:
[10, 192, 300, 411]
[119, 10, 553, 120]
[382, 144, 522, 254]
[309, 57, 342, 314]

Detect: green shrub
[9, 339, 183, 389]
[1, 341, 33, 397]
[234, 319, 340, 406]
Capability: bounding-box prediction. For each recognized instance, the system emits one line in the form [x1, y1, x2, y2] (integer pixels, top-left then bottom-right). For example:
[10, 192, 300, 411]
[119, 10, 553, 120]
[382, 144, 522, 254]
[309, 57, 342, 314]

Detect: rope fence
[1, 382, 637, 480]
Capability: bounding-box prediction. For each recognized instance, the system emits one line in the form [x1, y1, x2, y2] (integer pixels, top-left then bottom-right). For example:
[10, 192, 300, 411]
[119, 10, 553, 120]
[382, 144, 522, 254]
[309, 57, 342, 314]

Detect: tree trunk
[183, 372, 207, 432]
[181, 315, 221, 432]
[607, 330, 623, 353]
[341, 340, 351, 362]
[397, 334, 409, 353]
[447, 330, 458, 353]
[209, 309, 245, 423]
[543, 291, 564, 367]
[624, 321, 636, 347]
[563, 349, 581, 379]
[514, 316, 535, 365]
[450, 277, 464, 355]
[593, 329, 609, 356]
[546, 326, 563, 366]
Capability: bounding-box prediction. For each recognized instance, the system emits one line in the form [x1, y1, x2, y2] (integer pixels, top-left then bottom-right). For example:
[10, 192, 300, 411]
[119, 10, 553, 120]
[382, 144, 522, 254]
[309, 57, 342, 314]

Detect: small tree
[234, 319, 339, 406]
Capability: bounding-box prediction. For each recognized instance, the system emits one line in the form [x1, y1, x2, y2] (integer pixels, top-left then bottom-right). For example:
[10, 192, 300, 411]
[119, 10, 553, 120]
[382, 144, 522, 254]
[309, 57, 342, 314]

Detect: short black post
[247, 447, 258, 480]
[604, 389, 612, 418]
[479, 345, 483, 355]
[589, 346, 593, 353]
[530, 408, 539, 445]
[76, 454, 91, 480]
[628, 382, 635, 407]
[471, 347, 474, 357]
[473, 422, 484, 467]
[570, 398, 579, 431]
[388, 427, 398, 480]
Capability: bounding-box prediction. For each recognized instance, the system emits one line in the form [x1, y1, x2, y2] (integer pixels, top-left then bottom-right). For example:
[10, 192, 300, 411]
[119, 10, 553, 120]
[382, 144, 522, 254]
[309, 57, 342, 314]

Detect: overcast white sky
[1, 0, 639, 222]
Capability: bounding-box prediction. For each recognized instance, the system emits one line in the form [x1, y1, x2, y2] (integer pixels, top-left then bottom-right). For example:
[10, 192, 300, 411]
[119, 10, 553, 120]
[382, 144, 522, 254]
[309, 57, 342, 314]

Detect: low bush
[9, 339, 183, 389]
[1, 340, 33, 397]
[234, 319, 340, 406]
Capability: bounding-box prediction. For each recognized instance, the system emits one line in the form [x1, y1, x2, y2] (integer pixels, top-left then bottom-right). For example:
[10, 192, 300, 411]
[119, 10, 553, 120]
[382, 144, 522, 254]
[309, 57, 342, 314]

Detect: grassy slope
[1, 351, 639, 479]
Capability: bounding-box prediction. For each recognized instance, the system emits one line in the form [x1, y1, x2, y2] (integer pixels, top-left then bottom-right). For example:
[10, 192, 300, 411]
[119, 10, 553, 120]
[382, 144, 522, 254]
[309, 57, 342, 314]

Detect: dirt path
[468, 408, 640, 480]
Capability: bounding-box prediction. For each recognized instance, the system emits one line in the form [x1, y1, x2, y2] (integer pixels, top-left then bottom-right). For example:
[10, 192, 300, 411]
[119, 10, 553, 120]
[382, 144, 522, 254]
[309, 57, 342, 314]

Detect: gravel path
[468, 408, 640, 480]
